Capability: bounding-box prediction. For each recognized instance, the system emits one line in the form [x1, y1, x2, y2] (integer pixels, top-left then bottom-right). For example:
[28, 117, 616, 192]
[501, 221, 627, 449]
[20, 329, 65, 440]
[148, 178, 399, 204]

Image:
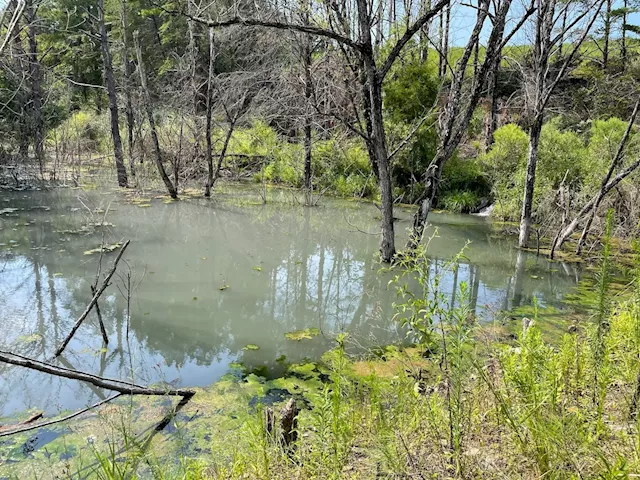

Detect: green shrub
[439, 191, 481, 213]
[48, 110, 109, 152]
[480, 123, 529, 219]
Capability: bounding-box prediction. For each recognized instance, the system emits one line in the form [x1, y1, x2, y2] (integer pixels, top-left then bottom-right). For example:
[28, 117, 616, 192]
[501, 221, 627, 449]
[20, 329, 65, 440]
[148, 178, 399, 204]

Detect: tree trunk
[558, 6, 567, 57]
[443, 3, 450, 72]
[420, 0, 432, 63]
[25, 0, 43, 176]
[134, 32, 177, 198]
[405, 152, 444, 250]
[484, 54, 500, 152]
[603, 0, 611, 70]
[371, 82, 396, 262]
[518, 115, 543, 248]
[10, 20, 30, 159]
[438, 9, 444, 75]
[98, 0, 128, 188]
[212, 121, 235, 189]
[622, 0, 628, 70]
[121, 0, 136, 182]
[204, 27, 215, 197]
[303, 30, 313, 195]
[356, 0, 395, 262]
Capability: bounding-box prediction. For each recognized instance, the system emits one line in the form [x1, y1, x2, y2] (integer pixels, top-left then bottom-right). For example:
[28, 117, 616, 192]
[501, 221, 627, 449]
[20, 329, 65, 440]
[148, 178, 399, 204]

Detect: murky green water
[0, 186, 582, 417]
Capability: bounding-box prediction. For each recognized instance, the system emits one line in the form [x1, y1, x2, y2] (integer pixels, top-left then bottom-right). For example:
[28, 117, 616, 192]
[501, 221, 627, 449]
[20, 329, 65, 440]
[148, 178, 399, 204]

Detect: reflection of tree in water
[0, 190, 583, 414]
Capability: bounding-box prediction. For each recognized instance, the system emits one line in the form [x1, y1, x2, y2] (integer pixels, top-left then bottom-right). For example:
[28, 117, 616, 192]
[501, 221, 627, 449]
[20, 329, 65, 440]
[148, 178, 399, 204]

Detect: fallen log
[0, 350, 195, 398]
[55, 240, 130, 356]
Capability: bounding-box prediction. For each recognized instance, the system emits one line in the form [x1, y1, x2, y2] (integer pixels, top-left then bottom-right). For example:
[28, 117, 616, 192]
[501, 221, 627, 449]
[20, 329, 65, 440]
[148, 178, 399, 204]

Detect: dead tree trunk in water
[98, 0, 128, 187]
[25, 0, 44, 176]
[407, 0, 519, 251]
[134, 31, 178, 198]
[121, 0, 136, 182]
[518, 0, 604, 248]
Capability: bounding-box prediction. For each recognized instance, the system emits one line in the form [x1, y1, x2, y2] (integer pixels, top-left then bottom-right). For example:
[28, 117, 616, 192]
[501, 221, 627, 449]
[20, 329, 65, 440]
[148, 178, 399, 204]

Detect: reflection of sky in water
[0, 189, 582, 416]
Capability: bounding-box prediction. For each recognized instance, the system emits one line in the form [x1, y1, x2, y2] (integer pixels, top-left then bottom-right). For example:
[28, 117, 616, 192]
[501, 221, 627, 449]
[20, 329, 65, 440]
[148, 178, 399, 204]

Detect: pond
[0, 186, 582, 417]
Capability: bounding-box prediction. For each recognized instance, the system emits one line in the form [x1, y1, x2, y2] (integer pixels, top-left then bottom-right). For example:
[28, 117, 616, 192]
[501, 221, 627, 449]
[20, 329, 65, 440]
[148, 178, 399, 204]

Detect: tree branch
[0, 350, 195, 397]
[157, 3, 363, 51]
[55, 240, 130, 357]
[378, 0, 450, 82]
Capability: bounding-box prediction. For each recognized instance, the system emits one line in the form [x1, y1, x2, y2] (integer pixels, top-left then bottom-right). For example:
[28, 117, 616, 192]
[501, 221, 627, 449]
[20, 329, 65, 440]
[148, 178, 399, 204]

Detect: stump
[279, 398, 299, 449]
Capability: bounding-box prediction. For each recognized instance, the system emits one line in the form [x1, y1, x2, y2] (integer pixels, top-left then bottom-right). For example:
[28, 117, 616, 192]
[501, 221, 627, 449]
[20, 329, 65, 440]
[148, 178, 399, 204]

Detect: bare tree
[25, 0, 43, 175]
[166, 0, 451, 261]
[133, 30, 178, 198]
[550, 95, 640, 258]
[406, 0, 533, 251]
[120, 0, 136, 182]
[518, 0, 605, 248]
[98, 0, 128, 187]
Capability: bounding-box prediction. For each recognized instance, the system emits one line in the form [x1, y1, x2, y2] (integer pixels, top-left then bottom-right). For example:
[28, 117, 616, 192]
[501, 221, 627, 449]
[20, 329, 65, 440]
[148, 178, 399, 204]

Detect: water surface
[0, 186, 582, 416]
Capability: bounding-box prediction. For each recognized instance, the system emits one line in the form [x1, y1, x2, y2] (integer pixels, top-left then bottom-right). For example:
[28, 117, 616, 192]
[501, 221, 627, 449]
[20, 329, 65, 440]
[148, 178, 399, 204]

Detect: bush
[439, 191, 482, 213]
[481, 121, 588, 221]
[48, 110, 109, 153]
[480, 123, 529, 219]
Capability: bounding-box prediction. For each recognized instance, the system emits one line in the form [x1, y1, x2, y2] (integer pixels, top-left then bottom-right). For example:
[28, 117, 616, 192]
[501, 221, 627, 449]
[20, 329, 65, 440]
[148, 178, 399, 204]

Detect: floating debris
[83, 242, 122, 255]
[285, 328, 321, 341]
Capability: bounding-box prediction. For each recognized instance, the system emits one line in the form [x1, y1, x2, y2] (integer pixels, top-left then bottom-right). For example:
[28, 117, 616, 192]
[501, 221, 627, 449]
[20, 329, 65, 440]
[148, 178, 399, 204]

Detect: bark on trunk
[357, 0, 395, 262]
[420, 0, 432, 63]
[603, 0, 611, 70]
[622, 0, 628, 69]
[204, 27, 215, 197]
[134, 32, 178, 198]
[121, 0, 136, 181]
[519, 115, 543, 248]
[26, 0, 43, 175]
[99, 0, 128, 188]
[0, 350, 195, 398]
[484, 54, 500, 152]
[303, 29, 313, 195]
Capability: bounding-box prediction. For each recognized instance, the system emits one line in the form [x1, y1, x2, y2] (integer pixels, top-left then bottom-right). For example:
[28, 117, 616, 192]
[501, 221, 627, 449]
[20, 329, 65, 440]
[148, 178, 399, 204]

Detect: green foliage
[49, 110, 110, 153]
[586, 117, 639, 185]
[384, 60, 439, 123]
[438, 156, 490, 212]
[383, 58, 440, 203]
[480, 123, 530, 219]
[438, 190, 481, 214]
[481, 119, 632, 221]
[538, 120, 587, 189]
